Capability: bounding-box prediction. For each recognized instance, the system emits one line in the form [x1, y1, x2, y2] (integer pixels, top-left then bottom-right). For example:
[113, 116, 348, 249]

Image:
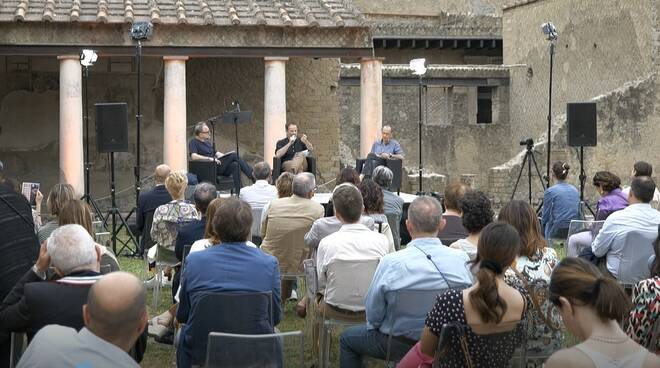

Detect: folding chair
[205, 330, 304, 368]
[565, 220, 604, 257]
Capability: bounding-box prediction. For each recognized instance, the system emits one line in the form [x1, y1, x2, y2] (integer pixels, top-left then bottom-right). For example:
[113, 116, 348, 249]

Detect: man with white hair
[261, 172, 324, 304]
[0, 224, 102, 340]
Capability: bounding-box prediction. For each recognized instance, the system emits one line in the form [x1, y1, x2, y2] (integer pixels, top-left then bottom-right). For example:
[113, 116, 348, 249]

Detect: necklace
[589, 335, 628, 344]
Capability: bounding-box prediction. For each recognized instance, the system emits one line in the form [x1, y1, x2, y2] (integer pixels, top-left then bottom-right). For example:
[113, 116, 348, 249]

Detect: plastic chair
[251, 206, 264, 246]
[205, 330, 304, 368]
[187, 291, 274, 366]
[9, 332, 26, 368]
[616, 229, 656, 284]
[383, 289, 445, 362]
[319, 259, 379, 368]
[356, 158, 403, 194]
[434, 318, 528, 368]
[385, 212, 401, 250]
[152, 220, 190, 311]
[565, 220, 604, 257]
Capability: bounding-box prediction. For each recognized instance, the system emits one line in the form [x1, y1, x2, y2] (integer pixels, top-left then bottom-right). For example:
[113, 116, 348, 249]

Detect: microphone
[427, 255, 432, 260]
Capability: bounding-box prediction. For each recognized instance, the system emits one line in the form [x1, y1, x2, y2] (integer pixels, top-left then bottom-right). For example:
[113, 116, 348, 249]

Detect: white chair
[616, 229, 656, 284]
[565, 220, 604, 257]
[251, 206, 264, 243]
[319, 259, 379, 368]
[205, 330, 304, 368]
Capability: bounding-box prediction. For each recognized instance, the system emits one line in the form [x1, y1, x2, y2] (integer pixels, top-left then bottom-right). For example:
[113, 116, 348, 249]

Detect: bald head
[407, 196, 444, 236]
[84, 272, 147, 351]
[154, 164, 171, 184]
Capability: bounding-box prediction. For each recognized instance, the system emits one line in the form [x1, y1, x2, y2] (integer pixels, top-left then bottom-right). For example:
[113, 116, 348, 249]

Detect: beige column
[264, 57, 288, 161]
[163, 56, 188, 172]
[58, 55, 84, 196]
[360, 58, 384, 158]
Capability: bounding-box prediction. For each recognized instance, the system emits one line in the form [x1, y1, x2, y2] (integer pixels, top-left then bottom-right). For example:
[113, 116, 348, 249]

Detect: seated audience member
[325, 167, 361, 217]
[315, 185, 390, 344]
[567, 171, 628, 257]
[361, 125, 404, 178]
[58, 200, 119, 273]
[16, 272, 147, 368]
[449, 190, 494, 260]
[177, 198, 282, 368]
[260, 172, 294, 227]
[627, 226, 660, 353]
[0, 182, 39, 366]
[499, 200, 562, 355]
[239, 161, 277, 210]
[359, 178, 395, 253]
[37, 183, 76, 243]
[174, 182, 217, 262]
[437, 181, 469, 244]
[622, 161, 660, 208]
[189, 198, 227, 253]
[149, 171, 200, 260]
[398, 222, 528, 368]
[261, 172, 324, 304]
[588, 176, 660, 278]
[340, 196, 473, 366]
[0, 225, 102, 340]
[545, 258, 660, 368]
[373, 165, 402, 216]
[136, 164, 172, 255]
[541, 161, 581, 240]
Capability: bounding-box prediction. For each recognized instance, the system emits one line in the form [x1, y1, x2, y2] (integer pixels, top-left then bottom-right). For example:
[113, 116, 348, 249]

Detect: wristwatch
[31, 265, 47, 280]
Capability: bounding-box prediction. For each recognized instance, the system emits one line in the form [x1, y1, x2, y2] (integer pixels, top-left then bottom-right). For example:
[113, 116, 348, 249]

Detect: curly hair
[460, 190, 494, 234]
[592, 171, 621, 193]
[358, 178, 384, 214]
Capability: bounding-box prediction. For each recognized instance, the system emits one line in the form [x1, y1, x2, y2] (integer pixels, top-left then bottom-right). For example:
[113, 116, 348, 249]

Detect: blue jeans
[339, 325, 415, 368]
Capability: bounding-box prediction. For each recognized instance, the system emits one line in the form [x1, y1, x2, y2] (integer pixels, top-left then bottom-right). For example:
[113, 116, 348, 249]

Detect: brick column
[163, 56, 188, 171]
[360, 57, 384, 158]
[264, 57, 288, 162]
[58, 55, 84, 196]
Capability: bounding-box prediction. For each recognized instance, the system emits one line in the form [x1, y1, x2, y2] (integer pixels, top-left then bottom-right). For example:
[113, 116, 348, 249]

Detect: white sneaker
[144, 275, 158, 289]
[288, 289, 298, 301]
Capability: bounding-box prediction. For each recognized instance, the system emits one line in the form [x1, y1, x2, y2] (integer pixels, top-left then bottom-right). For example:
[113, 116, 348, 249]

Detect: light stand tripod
[222, 102, 252, 196]
[79, 57, 107, 229]
[511, 138, 547, 205]
[416, 74, 426, 194]
[103, 150, 139, 255]
[542, 22, 559, 188]
[577, 146, 595, 218]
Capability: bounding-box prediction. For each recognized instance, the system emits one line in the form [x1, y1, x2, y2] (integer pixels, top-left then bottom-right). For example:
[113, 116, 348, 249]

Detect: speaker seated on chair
[95, 103, 129, 153]
[272, 156, 316, 177]
[567, 102, 597, 147]
[356, 158, 403, 193]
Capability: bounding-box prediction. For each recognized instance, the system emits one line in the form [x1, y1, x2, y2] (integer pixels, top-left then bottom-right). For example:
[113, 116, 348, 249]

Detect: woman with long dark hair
[546, 258, 659, 367]
[398, 222, 528, 367]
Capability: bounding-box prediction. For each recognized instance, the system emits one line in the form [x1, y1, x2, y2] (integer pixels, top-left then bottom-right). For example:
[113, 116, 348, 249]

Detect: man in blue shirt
[361, 125, 404, 178]
[176, 198, 281, 368]
[339, 196, 473, 367]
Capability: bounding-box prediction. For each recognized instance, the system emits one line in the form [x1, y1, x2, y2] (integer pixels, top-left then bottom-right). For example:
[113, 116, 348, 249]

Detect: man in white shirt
[315, 184, 389, 342]
[17, 272, 147, 368]
[239, 161, 278, 209]
[591, 176, 660, 279]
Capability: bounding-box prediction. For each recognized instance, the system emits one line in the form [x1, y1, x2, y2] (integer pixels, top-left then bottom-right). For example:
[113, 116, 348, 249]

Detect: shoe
[288, 289, 298, 301]
[154, 329, 174, 345]
[294, 303, 307, 319]
[148, 316, 173, 338]
[144, 276, 157, 290]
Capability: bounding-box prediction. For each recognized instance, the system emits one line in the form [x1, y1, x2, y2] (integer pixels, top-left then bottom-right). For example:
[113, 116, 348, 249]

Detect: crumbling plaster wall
[352, 0, 506, 16]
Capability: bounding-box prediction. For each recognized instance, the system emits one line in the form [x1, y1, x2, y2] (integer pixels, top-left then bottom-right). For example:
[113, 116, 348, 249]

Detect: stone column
[163, 56, 188, 172]
[264, 57, 288, 162]
[360, 58, 384, 158]
[58, 55, 84, 196]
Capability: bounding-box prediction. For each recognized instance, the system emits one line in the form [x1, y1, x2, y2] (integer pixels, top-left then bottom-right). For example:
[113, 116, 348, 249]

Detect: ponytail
[591, 277, 631, 321]
[469, 264, 508, 323]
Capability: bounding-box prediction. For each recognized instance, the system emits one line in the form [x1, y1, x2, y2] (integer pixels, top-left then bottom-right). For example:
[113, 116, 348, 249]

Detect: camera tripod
[511, 138, 547, 205]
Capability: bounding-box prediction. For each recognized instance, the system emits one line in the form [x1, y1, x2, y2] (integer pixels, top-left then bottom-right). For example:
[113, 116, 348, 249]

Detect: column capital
[360, 57, 385, 63]
[163, 56, 189, 61]
[264, 57, 289, 62]
[57, 55, 80, 61]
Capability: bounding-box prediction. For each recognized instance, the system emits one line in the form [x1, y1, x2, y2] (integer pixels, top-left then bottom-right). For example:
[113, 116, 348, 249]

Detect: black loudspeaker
[96, 103, 129, 153]
[567, 102, 597, 147]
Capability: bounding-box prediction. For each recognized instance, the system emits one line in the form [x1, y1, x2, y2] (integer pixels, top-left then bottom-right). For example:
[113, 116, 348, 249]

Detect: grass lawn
[119, 241, 575, 367]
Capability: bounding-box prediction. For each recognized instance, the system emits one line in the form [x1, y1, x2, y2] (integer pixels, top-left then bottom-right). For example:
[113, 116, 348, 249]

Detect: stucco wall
[353, 0, 505, 16]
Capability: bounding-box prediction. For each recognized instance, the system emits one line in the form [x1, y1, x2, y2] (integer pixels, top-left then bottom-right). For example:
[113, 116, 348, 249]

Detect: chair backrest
[325, 259, 379, 310]
[433, 318, 528, 368]
[566, 220, 605, 241]
[251, 206, 264, 239]
[385, 212, 401, 250]
[355, 158, 402, 191]
[188, 160, 216, 183]
[303, 259, 317, 297]
[155, 220, 192, 264]
[387, 289, 444, 340]
[617, 229, 656, 284]
[190, 291, 274, 365]
[205, 330, 304, 368]
[140, 209, 156, 251]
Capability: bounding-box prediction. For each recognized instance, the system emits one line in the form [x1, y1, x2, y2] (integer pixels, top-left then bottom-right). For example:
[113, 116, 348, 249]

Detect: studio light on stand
[127, 21, 152, 256]
[541, 21, 558, 189]
[410, 58, 427, 195]
[79, 49, 107, 230]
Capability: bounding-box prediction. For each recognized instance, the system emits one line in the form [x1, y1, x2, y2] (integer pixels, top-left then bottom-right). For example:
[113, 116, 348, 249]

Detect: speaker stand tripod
[577, 146, 595, 218]
[511, 139, 547, 205]
[103, 152, 139, 256]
